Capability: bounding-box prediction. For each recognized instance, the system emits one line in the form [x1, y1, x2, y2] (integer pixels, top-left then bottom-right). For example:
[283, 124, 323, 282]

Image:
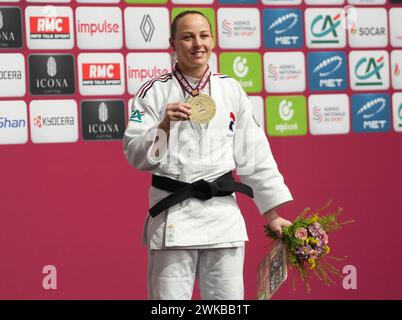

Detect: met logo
[352, 94, 391, 133]
[263, 8, 303, 49]
[308, 51, 347, 91]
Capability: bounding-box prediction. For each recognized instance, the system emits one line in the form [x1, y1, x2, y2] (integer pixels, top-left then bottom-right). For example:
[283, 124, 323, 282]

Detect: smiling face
[170, 13, 214, 78]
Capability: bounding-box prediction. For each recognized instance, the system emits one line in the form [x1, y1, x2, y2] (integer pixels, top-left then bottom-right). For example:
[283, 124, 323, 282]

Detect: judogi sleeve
[233, 81, 293, 215]
[123, 88, 168, 172]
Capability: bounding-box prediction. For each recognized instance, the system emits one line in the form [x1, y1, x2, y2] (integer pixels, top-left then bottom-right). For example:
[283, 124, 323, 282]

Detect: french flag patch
[229, 112, 236, 132]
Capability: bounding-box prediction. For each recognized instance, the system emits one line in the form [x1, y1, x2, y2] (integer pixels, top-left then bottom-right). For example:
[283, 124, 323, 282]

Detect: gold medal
[186, 93, 216, 124]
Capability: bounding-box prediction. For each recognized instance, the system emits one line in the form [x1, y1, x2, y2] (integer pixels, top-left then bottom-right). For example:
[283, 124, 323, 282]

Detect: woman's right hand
[164, 102, 192, 122]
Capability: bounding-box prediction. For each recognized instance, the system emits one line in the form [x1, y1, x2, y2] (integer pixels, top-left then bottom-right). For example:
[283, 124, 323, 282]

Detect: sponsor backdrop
[0, 0, 401, 299]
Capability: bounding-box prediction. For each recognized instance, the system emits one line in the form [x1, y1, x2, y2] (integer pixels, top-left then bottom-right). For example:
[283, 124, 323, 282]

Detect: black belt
[149, 171, 254, 218]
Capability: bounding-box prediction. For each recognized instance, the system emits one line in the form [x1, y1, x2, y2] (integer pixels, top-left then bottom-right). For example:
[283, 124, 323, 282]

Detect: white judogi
[124, 72, 293, 249]
[123, 71, 293, 299]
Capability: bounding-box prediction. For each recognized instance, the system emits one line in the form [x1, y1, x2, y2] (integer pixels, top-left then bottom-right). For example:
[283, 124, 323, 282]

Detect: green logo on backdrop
[219, 52, 262, 93]
[171, 8, 216, 46]
[266, 96, 307, 136]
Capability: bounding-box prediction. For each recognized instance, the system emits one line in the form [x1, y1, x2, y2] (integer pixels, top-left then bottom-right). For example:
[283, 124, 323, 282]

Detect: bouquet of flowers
[264, 200, 354, 292]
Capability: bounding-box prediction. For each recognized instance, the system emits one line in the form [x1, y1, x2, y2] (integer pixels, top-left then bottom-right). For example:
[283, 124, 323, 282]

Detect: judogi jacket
[123, 72, 293, 249]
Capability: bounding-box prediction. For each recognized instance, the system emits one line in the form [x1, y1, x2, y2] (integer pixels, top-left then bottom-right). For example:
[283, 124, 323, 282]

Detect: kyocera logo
[311, 13, 341, 44]
[77, 20, 120, 37]
[356, 97, 386, 119]
[30, 16, 70, 39]
[355, 56, 384, 86]
[33, 115, 75, 128]
[82, 63, 121, 85]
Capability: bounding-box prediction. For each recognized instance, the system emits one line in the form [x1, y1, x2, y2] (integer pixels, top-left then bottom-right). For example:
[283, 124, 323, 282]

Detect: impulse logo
[127, 66, 169, 82]
[77, 19, 120, 37]
[308, 52, 347, 91]
[311, 13, 341, 44]
[263, 8, 302, 48]
[352, 94, 390, 133]
[75, 6, 122, 49]
[30, 16, 70, 39]
[82, 63, 121, 85]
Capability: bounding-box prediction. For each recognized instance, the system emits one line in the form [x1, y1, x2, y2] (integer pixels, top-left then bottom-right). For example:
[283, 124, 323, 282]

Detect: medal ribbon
[173, 64, 211, 97]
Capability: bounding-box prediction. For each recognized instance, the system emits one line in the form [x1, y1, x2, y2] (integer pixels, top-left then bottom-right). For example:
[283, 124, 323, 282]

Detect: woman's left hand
[268, 216, 292, 239]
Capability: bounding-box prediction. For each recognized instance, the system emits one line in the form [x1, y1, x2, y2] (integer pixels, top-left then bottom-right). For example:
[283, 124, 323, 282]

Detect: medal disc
[186, 93, 216, 124]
